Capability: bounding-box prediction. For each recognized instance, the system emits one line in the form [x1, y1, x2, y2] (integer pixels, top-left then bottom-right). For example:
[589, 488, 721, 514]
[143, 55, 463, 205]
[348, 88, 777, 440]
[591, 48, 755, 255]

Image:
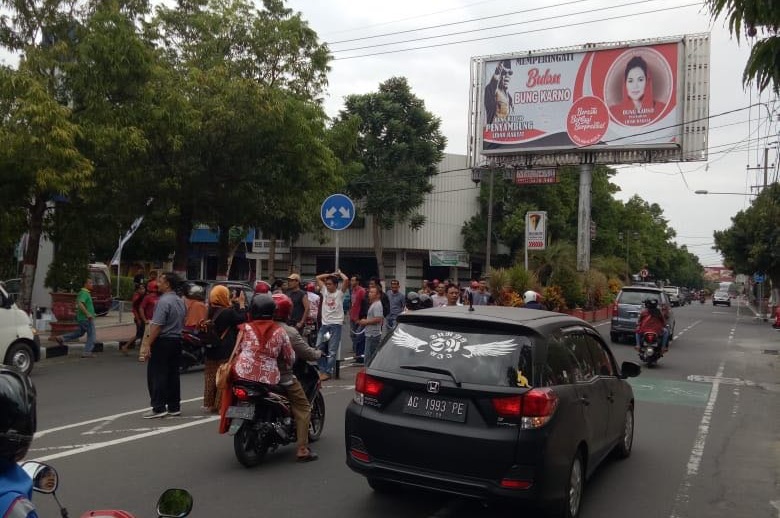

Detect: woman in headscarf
[609, 55, 665, 126]
[202, 285, 246, 413]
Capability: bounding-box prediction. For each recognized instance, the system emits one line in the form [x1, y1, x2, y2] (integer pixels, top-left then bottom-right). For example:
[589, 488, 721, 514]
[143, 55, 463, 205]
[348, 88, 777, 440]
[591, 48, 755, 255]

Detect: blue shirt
[0, 460, 38, 518]
[151, 291, 186, 339]
[386, 290, 405, 317]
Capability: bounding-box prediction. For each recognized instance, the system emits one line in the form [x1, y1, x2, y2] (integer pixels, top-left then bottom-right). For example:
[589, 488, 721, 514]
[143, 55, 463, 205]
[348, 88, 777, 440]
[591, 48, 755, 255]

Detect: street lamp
[694, 190, 755, 195]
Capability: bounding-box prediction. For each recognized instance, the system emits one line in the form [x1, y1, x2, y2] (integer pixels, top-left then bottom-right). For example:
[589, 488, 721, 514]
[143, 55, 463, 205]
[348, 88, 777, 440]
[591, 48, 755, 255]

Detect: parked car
[89, 263, 113, 315]
[345, 306, 641, 517]
[610, 286, 675, 344]
[712, 290, 731, 307]
[0, 283, 40, 375]
[662, 286, 682, 307]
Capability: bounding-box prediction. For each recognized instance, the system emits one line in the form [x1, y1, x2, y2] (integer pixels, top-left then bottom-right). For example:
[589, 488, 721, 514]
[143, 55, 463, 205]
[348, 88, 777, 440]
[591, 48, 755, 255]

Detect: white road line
[33, 396, 204, 438]
[30, 416, 220, 462]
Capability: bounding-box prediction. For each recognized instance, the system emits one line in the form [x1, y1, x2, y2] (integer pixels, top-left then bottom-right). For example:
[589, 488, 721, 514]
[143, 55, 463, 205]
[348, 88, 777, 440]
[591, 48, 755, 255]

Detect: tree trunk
[268, 233, 277, 281]
[173, 203, 192, 279]
[372, 218, 385, 281]
[216, 225, 230, 280]
[19, 198, 47, 315]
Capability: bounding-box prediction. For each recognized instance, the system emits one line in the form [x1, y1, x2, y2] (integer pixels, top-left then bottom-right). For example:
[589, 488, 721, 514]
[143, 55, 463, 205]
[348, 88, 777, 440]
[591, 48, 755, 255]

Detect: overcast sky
[287, 0, 780, 268]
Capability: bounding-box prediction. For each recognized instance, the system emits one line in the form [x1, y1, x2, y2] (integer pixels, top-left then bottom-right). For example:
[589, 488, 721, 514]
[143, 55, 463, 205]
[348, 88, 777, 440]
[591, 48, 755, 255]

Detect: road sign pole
[334, 232, 339, 272]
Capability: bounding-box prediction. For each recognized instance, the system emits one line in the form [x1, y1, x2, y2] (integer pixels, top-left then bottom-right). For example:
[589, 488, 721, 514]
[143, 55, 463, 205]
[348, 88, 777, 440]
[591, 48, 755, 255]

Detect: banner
[430, 250, 470, 268]
[109, 198, 153, 266]
[525, 211, 547, 250]
[481, 41, 681, 153]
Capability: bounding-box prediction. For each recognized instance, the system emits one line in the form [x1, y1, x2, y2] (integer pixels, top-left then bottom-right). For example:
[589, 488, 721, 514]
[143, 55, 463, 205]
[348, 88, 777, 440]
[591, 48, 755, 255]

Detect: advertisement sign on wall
[430, 250, 470, 268]
[525, 211, 547, 250]
[479, 41, 682, 154]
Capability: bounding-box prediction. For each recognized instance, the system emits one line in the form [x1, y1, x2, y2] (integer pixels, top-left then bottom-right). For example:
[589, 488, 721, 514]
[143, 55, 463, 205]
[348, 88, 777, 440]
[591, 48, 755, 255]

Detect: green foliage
[44, 201, 90, 293]
[551, 266, 584, 309]
[506, 264, 537, 294]
[582, 269, 609, 310]
[110, 274, 136, 300]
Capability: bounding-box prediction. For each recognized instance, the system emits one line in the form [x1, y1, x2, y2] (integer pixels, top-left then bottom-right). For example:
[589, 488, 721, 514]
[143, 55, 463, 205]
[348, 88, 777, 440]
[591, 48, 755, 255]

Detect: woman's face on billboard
[626, 66, 647, 101]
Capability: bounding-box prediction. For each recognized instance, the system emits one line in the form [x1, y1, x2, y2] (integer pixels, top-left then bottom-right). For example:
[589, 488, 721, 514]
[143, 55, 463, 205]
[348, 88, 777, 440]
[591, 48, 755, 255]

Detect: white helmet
[523, 290, 539, 304]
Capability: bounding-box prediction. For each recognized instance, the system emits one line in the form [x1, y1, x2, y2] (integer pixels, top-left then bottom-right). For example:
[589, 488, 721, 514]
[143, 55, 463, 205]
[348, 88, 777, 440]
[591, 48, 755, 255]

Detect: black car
[345, 307, 640, 518]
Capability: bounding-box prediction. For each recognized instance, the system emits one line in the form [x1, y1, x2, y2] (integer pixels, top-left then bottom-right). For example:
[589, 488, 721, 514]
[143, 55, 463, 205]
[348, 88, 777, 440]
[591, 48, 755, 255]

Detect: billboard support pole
[486, 169, 495, 273]
[577, 163, 593, 272]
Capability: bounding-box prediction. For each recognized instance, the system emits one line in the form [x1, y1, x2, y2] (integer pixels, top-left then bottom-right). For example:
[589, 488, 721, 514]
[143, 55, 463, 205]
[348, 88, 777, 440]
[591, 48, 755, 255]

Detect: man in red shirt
[349, 275, 366, 362]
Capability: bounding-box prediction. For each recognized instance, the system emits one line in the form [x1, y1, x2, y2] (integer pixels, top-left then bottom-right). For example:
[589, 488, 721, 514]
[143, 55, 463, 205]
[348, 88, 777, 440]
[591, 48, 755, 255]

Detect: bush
[582, 269, 609, 310]
[551, 266, 585, 309]
[110, 275, 137, 300]
[507, 264, 537, 294]
[543, 285, 567, 312]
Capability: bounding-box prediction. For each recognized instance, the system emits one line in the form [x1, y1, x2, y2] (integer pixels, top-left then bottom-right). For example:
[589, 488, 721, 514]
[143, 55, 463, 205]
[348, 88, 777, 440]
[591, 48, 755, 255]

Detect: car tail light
[500, 478, 533, 490]
[493, 388, 558, 429]
[232, 387, 249, 401]
[611, 301, 619, 316]
[354, 370, 384, 405]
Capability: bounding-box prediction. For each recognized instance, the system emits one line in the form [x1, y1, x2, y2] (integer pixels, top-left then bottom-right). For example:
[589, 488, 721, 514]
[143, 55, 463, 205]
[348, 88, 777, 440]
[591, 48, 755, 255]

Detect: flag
[110, 198, 153, 266]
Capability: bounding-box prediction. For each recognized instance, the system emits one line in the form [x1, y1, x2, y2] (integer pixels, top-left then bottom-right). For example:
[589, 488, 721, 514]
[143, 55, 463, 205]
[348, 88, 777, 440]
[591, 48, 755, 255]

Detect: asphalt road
[25, 301, 780, 518]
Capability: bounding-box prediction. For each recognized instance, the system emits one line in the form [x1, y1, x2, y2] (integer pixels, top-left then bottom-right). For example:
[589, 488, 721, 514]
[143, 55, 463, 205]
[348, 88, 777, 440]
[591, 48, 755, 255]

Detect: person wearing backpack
[201, 285, 246, 413]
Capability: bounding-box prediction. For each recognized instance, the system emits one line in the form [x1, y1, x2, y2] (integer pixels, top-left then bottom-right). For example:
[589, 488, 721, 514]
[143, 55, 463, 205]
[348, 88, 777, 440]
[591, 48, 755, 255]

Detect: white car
[712, 291, 731, 307]
[0, 283, 40, 374]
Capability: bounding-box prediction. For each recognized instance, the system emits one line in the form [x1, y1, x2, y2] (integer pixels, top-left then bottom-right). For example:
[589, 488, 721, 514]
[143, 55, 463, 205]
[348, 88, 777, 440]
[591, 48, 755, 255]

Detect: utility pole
[485, 169, 495, 272]
[576, 163, 593, 272]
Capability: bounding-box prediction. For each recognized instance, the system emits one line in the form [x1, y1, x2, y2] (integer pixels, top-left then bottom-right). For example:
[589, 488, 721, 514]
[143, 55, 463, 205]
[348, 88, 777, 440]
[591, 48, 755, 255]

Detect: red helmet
[305, 282, 315, 292]
[271, 293, 293, 321]
[254, 281, 270, 294]
[146, 280, 158, 293]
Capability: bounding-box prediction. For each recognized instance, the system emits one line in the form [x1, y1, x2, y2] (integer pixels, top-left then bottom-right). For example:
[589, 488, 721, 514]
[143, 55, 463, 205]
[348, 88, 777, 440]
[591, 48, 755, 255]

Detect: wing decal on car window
[391, 328, 427, 352]
[462, 340, 517, 358]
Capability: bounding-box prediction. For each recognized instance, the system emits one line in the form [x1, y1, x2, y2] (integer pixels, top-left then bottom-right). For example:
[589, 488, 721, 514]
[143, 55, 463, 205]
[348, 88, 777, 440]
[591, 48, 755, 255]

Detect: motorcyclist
[0, 366, 39, 518]
[635, 298, 669, 353]
[523, 290, 545, 310]
[405, 291, 422, 311]
[418, 293, 434, 309]
[272, 293, 321, 462]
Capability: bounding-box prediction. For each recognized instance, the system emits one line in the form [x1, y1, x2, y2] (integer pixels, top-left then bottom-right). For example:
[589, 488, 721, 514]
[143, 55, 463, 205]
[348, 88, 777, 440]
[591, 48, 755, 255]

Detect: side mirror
[156, 488, 193, 518]
[620, 361, 641, 378]
[21, 461, 59, 494]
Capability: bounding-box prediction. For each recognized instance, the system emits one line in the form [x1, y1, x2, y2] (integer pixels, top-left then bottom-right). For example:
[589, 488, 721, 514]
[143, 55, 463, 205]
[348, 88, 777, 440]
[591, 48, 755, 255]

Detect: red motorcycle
[21, 461, 193, 518]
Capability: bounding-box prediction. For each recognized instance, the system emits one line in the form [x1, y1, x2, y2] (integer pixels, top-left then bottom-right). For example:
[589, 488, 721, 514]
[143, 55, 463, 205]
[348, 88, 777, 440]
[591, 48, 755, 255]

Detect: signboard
[321, 193, 355, 231]
[753, 272, 765, 283]
[430, 250, 470, 268]
[468, 34, 710, 165]
[514, 168, 558, 185]
[525, 211, 547, 250]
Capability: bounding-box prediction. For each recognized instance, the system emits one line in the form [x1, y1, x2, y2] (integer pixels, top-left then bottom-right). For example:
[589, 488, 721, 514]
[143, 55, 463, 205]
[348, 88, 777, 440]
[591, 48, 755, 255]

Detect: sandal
[296, 448, 319, 462]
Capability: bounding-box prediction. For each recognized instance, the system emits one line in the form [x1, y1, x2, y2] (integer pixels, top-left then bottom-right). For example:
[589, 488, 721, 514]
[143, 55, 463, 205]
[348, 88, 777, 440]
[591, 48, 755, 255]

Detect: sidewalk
[40, 309, 136, 359]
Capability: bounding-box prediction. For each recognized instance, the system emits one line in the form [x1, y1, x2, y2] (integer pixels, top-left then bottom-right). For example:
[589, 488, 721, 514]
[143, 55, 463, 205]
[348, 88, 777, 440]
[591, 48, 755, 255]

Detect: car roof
[397, 306, 594, 334]
[620, 286, 664, 294]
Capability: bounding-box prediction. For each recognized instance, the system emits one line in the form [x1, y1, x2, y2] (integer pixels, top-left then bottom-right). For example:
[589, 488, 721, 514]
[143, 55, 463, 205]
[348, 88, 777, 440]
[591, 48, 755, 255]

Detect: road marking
[628, 378, 710, 407]
[30, 416, 220, 462]
[687, 374, 755, 386]
[33, 396, 204, 438]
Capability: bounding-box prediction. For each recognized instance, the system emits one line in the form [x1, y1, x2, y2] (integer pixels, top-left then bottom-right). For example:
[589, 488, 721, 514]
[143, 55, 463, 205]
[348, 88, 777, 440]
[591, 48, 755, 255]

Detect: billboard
[469, 34, 710, 164]
[525, 211, 547, 250]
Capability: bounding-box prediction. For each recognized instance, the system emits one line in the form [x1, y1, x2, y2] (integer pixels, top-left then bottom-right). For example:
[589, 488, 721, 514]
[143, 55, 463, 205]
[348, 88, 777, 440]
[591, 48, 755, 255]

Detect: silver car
[712, 290, 731, 307]
[610, 287, 675, 343]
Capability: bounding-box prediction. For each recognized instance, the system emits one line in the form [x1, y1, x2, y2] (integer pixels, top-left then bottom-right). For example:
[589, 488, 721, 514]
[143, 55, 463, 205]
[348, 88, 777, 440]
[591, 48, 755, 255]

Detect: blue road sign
[753, 272, 765, 283]
[321, 193, 355, 231]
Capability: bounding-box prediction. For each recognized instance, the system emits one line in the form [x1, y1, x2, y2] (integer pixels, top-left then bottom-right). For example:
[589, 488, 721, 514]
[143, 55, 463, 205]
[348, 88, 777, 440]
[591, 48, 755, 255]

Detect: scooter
[221, 360, 326, 468]
[20, 461, 193, 518]
[699, 295, 706, 304]
[637, 331, 664, 367]
[180, 328, 206, 373]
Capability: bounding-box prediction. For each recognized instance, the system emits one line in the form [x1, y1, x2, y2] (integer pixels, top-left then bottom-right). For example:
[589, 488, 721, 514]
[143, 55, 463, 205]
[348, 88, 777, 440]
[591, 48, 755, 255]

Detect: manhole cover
[763, 349, 779, 355]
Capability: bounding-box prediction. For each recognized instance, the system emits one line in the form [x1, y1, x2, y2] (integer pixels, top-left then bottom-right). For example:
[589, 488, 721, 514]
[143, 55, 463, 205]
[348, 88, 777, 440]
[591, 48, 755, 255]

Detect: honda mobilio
[345, 306, 641, 518]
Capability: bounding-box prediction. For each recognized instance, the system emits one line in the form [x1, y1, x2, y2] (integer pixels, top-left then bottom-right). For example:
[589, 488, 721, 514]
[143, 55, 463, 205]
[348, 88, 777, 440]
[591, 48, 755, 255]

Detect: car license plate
[226, 405, 254, 420]
[402, 393, 467, 423]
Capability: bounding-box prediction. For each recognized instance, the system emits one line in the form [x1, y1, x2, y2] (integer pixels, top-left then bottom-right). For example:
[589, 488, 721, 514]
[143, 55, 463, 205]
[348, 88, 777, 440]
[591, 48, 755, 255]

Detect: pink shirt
[232, 322, 294, 385]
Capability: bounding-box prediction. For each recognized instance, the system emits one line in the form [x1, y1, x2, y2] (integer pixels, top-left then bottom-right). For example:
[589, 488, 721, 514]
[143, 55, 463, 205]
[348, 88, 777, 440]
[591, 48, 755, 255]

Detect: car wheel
[5, 342, 34, 375]
[613, 406, 634, 459]
[368, 478, 401, 494]
[547, 450, 584, 518]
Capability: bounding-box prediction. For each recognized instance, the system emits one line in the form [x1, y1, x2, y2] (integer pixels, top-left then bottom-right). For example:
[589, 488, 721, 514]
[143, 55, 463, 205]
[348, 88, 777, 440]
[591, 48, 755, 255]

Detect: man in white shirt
[314, 270, 349, 381]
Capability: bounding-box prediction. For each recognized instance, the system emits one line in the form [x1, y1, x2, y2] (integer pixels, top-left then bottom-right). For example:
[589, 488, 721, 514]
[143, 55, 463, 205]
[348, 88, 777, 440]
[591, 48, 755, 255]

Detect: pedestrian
[385, 279, 405, 329]
[272, 278, 285, 294]
[349, 274, 366, 362]
[431, 283, 447, 307]
[471, 279, 493, 306]
[445, 284, 462, 307]
[54, 277, 97, 358]
[0, 366, 40, 518]
[142, 272, 186, 419]
[314, 269, 349, 381]
[202, 285, 246, 413]
[304, 282, 321, 344]
[284, 273, 310, 333]
[182, 284, 207, 329]
[120, 283, 146, 354]
[359, 285, 384, 362]
[369, 276, 390, 323]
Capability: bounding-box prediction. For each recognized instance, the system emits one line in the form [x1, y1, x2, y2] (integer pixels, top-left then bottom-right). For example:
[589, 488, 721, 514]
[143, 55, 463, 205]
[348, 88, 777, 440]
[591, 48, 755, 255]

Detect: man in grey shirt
[143, 272, 186, 419]
[385, 279, 405, 329]
[359, 286, 384, 363]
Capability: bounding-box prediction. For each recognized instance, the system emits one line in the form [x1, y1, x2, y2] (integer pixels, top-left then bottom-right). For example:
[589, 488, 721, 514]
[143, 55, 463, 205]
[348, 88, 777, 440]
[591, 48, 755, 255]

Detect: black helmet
[0, 367, 36, 461]
[418, 293, 433, 309]
[644, 299, 659, 310]
[250, 294, 276, 320]
[405, 291, 421, 311]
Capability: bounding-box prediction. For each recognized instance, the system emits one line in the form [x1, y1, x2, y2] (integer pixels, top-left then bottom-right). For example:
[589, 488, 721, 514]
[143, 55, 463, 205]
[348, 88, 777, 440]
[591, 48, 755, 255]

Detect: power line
[332, 2, 699, 60]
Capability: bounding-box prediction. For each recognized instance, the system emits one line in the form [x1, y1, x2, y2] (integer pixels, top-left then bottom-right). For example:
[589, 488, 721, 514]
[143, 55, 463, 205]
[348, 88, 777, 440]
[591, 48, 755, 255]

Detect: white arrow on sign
[339, 207, 351, 218]
[325, 207, 337, 218]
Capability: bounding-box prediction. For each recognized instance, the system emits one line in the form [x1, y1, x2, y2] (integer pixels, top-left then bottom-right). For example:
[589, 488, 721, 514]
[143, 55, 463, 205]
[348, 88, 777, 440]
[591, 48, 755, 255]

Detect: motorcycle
[223, 360, 326, 467]
[699, 294, 706, 304]
[20, 461, 193, 518]
[637, 331, 664, 366]
[179, 328, 206, 373]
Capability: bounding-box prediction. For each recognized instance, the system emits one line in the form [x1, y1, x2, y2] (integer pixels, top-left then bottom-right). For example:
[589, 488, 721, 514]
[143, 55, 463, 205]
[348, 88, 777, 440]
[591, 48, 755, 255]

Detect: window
[543, 336, 579, 386]
[563, 333, 597, 382]
[584, 334, 615, 377]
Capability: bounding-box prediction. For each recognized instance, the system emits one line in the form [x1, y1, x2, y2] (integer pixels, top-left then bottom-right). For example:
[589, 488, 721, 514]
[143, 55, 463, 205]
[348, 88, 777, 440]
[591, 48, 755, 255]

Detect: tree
[707, 0, 780, 93]
[335, 77, 446, 280]
[713, 183, 780, 288]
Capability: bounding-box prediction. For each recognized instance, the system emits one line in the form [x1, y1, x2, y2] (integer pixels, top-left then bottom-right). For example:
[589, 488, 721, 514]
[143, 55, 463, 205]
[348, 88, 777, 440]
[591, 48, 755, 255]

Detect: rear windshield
[369, 322, 536, 387]
[618, 290, 662, 305]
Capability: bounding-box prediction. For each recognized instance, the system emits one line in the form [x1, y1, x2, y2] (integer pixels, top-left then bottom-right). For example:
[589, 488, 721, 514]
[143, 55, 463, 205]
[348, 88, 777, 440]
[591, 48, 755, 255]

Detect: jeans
[636, 328, 669, 348]
[61, 319, 96, 353]
[147, 337, 182, 413]
[316, 323, 342, 375]
[351, 321, 365, 358]
[364, 334, 381, 364]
